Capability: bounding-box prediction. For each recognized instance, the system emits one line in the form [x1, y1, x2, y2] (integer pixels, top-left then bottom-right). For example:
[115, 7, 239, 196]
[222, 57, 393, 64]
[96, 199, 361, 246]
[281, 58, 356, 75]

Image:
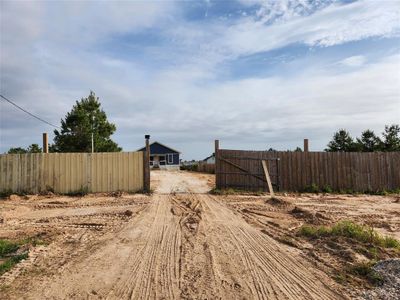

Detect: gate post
[144, 135, 151, 192]
[304, 139, 309, 152]
[215, 140, 219, 189]
[42, 133, 49, 153]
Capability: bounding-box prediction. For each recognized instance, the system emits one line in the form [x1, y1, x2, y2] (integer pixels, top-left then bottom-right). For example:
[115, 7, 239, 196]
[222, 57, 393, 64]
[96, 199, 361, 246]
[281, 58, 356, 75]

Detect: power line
[0, 94, 60, 129]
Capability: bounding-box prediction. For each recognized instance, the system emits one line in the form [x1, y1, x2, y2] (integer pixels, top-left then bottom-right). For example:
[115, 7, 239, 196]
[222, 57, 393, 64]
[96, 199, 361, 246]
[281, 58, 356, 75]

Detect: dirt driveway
[4, 170, 395, 299]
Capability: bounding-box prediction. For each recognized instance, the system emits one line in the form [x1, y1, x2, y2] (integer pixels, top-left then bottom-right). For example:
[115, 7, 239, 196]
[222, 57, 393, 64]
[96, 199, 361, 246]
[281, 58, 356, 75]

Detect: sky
[0, 0, 399, 160]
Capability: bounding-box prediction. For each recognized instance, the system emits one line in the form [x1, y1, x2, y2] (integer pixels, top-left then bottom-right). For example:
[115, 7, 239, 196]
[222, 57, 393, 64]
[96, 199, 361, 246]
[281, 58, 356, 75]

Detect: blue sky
[1, 0, 399, 159]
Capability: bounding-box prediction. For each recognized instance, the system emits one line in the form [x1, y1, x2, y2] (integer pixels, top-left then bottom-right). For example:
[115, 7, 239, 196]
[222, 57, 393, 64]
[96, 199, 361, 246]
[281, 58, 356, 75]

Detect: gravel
[362, 259, 400, 300]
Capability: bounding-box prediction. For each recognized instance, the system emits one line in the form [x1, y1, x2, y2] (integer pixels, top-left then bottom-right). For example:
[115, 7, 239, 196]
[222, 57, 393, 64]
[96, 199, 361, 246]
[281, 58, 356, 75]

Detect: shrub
[321, 185, 333, 193]
[303, 183, 320, 193]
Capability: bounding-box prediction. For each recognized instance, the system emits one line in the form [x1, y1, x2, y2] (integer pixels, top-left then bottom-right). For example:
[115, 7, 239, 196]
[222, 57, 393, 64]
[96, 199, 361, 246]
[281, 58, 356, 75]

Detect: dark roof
[137, 141, 181, 153]
[203, 153, 215, 161]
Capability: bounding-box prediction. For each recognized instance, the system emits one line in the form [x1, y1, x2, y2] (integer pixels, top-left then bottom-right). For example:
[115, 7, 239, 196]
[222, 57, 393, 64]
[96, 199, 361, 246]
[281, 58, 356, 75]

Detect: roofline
[136, 141, 181, 154]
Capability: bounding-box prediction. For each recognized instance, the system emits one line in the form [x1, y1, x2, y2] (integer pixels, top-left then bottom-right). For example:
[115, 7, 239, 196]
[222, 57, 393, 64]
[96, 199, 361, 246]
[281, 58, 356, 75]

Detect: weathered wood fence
[0, 152, 144, 194]
[197, 162, 215, 174]
[216, 148, 400, 192]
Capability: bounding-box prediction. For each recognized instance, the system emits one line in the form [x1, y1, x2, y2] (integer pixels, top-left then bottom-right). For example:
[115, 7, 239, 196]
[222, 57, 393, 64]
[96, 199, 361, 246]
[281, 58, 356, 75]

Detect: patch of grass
[298, 220, 400, 250]
[0, 240, 19, 257]
[298, 225, 330, 238]
[0, 253, 28, 275]
[348, 261, 383, 285]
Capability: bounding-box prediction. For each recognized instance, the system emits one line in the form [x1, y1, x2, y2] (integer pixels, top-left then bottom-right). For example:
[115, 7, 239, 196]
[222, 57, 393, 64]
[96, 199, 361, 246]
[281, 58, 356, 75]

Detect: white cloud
[173, 0, 400, 60]
[1, 0, 400, 158]
[338, 55, 366, 67]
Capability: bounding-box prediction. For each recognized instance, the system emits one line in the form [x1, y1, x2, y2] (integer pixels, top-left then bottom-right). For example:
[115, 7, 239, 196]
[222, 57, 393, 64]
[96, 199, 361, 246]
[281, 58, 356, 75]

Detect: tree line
[325, 125, 400, 152]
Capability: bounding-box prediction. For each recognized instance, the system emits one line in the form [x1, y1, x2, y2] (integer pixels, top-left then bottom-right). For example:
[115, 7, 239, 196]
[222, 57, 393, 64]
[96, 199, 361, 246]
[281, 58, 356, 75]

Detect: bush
[303, 183, 320, 193]
[321, 185, 333, 193]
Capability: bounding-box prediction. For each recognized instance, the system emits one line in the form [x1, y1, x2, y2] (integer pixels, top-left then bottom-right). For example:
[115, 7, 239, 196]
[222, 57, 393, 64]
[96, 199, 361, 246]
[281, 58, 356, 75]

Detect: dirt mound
[290, 206, 331, 224]
[266, 197, 291, 207]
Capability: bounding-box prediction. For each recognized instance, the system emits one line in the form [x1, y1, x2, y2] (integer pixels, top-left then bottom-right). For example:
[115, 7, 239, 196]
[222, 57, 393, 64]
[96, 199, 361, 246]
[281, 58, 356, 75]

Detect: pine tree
[52, 91, 121, 152]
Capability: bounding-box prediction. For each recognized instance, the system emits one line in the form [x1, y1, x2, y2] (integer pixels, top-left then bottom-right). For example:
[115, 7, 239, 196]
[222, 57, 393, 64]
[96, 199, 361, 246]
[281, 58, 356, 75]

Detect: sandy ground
[0, 170, 399, 299]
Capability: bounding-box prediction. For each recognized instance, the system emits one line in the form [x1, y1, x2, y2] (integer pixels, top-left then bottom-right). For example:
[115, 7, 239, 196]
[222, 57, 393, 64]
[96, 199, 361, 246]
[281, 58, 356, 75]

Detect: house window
[167, 154, 174, 164]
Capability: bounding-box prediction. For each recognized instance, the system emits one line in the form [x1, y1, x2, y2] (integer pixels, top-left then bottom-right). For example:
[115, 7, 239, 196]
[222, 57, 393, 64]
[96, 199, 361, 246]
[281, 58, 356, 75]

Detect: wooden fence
[0, 152, 144, 194]
[216, 149, 400, 192]
[197, 162, 215, 174]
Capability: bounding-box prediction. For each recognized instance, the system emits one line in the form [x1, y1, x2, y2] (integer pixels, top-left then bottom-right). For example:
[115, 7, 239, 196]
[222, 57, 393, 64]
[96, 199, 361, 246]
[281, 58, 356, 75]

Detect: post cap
[145, 134, 150, 139]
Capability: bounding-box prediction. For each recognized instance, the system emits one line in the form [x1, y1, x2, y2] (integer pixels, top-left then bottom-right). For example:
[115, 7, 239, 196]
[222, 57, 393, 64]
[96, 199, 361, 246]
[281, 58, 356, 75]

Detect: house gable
[138, 141, 180, 154]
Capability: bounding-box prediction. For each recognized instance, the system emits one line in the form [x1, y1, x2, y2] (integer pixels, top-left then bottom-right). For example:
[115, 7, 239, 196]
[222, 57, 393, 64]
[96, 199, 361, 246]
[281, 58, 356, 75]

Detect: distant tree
[381, 124, 400, 151]
[356, 130, 382, 152]
[8, 147, 27, 154]
[294, 147, 302, 152]
[325, 129, 357, 152]
[26, 144, 42, 153]
[7, 144, 42, 154]
[52, 91, 121, 152]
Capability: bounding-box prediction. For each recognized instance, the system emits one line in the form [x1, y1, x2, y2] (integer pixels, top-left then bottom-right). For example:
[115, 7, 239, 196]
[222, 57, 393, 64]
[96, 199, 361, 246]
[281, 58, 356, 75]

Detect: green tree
[52, 91, 121, 152]
[7, 147, 27, 154]
[7, 144, 42, 154]
[26, 144, 42, 153]
[356, 130, 381, 152]
[325, 129, 357, 152]
[381, 124, 400, 151]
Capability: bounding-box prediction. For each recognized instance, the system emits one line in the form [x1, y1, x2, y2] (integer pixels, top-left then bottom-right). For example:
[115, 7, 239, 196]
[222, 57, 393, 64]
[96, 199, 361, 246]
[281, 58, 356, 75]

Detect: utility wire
[0, 94, 60, 129]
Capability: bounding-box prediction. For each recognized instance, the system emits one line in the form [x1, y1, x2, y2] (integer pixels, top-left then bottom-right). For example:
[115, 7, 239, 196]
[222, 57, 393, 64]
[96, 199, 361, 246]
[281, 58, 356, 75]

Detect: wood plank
[261, 160, 274, 196]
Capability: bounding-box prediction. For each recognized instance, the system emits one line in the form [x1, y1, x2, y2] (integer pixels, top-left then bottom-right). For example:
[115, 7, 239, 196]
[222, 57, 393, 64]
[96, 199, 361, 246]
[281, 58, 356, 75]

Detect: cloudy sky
[1, 0, 399, 159]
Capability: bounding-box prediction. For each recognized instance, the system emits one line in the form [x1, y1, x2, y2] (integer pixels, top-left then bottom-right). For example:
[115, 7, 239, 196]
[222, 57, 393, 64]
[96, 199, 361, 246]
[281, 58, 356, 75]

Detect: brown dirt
[1, 171, 398, 299]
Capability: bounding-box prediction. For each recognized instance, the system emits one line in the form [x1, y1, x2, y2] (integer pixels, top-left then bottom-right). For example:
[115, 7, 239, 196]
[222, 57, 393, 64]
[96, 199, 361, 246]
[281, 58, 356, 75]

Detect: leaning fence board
[216, 149, 400, 192]
[0, 152, 144, 194]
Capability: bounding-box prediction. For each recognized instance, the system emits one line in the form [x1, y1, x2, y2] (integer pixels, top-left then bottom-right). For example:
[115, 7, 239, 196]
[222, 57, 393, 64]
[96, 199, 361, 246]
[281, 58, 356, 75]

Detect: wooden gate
[215, 146, 280, 192]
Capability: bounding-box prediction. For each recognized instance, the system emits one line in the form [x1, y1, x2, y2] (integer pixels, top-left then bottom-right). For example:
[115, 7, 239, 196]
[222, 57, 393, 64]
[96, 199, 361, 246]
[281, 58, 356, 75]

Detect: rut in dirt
[199, 194, 345, 300]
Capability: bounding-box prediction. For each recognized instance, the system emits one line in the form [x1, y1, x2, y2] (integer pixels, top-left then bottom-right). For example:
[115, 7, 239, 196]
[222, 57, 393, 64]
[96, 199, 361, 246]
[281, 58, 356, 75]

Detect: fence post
[215, 140, 219, 188]
[43, 133, 49, 153]
[304, 139, 309, 152]
[144, 135, 151, 192]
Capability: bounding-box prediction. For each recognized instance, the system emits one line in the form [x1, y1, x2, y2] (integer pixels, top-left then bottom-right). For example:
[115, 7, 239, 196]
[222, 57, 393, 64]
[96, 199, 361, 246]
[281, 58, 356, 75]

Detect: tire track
[200, 194, 347, 300]
[106, 194, 181, 299]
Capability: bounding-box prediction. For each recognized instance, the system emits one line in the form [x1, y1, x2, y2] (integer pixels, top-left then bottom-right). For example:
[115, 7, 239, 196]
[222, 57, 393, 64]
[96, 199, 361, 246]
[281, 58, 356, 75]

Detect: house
[203, 153, 215, 164]
[138, 141, 180, 170]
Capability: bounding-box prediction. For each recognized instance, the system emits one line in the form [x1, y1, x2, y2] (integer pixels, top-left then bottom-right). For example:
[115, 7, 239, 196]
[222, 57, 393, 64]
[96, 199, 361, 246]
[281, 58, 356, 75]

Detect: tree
[52, 91, 121, 152]
[356, 130, 381, 152]
[27, 144, 42, 153]
[325, 129, 357, 152]
[7, 144, 42, 154]
[381, 124, 400, 151]
[8, 147, 27, 154]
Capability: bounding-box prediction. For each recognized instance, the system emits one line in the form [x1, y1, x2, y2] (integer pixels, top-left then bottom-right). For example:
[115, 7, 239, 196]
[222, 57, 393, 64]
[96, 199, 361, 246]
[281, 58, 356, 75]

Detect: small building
[203, 153, 215, 164]
[138, 141, 180, 170]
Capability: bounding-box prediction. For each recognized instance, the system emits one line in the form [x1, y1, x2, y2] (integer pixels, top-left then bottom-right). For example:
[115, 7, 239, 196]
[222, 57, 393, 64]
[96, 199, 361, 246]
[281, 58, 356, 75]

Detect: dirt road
[1, 171, 351, 299]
